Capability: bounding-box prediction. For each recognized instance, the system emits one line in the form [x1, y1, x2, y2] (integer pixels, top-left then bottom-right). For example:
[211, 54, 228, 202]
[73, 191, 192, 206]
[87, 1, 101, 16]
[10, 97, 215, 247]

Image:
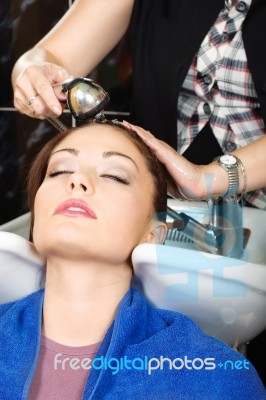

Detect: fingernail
[59, 69, 70, 77]
[52, 105, 61, 115]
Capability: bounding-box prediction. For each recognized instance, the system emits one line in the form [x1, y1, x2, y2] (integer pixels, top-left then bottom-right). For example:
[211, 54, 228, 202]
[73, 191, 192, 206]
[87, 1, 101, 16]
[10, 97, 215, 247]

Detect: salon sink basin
[0, 212, 31, 240]
[132, 200, 266, 347]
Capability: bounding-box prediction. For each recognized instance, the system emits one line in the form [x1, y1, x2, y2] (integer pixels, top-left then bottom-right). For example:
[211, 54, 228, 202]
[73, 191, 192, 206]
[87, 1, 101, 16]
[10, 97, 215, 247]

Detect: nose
[70, 182, 87, 192]
[67, 172, 93, 194]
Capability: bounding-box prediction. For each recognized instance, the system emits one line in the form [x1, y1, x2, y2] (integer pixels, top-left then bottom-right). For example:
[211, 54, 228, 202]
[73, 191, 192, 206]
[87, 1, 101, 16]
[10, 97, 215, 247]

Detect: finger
[36, 82, 65, 116]
[15, 84, 62, 119]
[127, 122, 203, 198]
[30, 92, 66, 119]
[15, 75, 60, 118]
[39, 63, 72, 105]
[123, 122, 158, 148]
[15, 64, 70, 117]
[125, 123, 182, 170]
[14, 73, 39, 116]
[29, 75, 63, 116]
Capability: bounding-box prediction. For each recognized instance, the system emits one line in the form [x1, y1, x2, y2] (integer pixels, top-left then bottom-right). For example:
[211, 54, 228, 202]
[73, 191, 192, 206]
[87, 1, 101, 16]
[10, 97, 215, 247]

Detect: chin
[34, 222, 80, 253]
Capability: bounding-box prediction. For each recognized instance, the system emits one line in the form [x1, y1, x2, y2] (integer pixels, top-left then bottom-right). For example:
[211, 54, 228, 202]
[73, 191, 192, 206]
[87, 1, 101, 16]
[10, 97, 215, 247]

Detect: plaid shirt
[178, 0, 266, 209]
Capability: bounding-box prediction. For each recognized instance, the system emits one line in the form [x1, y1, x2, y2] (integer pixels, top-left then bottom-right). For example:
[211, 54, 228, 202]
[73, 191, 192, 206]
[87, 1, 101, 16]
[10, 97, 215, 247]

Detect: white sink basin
[0, 232, 44, 304]
[0, 212, 31, 240]
[132, 200, 266, 346]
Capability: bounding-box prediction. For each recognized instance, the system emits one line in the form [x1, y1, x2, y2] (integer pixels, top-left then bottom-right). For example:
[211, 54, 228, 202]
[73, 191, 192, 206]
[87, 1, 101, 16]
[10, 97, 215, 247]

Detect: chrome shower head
[61, 77, 110, 121]
[48, 77, 110, 132]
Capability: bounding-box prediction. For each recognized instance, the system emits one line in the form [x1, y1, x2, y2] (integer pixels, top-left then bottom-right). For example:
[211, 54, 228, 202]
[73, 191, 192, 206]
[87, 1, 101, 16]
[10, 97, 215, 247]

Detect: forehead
[49, 124, 156, 188]
[53, 125, 140, 154]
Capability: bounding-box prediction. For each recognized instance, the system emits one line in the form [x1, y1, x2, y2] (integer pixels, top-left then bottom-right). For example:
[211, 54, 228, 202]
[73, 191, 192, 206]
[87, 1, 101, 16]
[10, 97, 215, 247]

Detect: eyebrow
[51, 148, 79, 156]
[103, 151, 139, 170]
[50, 148, 139, 170]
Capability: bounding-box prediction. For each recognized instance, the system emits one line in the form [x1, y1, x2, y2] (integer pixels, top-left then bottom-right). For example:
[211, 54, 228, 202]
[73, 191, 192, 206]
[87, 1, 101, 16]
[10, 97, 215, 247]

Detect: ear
[142, 220, 167, 244]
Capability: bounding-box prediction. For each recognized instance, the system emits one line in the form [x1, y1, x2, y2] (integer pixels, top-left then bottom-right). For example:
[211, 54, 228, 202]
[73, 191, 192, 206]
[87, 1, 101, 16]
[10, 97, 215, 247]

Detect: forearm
[233, 135, 266, 191]
[12, 0, 134, 84]
[12, 0, 134, 118]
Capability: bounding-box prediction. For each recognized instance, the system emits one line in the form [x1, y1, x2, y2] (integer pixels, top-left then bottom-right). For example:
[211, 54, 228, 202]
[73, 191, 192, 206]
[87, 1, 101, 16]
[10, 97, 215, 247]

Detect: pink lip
[54, 199, 97, 219]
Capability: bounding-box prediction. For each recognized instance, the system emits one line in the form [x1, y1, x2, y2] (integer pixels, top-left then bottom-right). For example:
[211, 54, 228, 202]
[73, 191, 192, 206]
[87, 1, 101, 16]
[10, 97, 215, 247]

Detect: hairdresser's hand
[13, 62, 72, 119]
[124, 122, 211, 200]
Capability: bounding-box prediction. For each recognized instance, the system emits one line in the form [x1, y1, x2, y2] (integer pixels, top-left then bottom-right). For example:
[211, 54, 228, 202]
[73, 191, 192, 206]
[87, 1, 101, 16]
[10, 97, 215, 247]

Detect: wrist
[200, 155, 247, 201]
[213, 155, 239, 198]
[199, 163, 229, 199]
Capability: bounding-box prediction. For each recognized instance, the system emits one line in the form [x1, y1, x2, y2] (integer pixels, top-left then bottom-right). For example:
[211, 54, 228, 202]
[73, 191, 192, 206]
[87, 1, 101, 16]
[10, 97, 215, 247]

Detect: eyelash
[101, 174, 129, 185]
[47, 170, 73, 177]
[47, 170, 129, 185]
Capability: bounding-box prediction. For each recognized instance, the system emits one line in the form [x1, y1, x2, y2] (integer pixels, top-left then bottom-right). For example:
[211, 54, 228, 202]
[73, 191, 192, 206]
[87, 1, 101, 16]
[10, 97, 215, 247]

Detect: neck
[42, 256, 132, 346]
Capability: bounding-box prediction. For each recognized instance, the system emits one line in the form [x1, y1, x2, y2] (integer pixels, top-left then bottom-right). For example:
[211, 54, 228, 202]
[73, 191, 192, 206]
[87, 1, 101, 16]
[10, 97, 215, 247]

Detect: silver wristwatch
[214, 155, 239, 198]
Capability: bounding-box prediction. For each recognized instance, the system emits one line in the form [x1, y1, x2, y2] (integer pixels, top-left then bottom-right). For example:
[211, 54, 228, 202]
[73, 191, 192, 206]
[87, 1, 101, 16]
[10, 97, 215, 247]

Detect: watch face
[220, 154, 237, 166]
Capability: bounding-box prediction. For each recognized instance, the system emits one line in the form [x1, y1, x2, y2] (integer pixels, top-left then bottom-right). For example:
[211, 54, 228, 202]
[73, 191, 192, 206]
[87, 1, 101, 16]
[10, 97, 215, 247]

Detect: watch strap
[214, 156, 239, 198]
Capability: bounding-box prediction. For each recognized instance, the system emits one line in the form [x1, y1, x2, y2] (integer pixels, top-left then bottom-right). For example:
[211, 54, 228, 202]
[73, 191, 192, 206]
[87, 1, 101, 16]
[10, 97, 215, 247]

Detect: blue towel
[0, 288, 265, 399]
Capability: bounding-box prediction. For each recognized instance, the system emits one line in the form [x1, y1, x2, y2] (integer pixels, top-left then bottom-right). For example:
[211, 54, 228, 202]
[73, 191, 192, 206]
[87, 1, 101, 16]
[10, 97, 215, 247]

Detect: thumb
[46, 63, 72, 85]
[45, 64, 73, 101]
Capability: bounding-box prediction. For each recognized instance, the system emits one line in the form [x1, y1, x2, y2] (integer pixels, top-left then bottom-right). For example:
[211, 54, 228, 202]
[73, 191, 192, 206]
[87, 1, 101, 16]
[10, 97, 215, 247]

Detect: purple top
[28, 336, 101, 399]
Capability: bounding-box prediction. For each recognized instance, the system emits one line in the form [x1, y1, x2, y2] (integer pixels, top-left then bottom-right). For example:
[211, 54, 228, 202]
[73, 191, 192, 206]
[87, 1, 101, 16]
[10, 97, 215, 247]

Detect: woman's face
[33, 125, 158, 264]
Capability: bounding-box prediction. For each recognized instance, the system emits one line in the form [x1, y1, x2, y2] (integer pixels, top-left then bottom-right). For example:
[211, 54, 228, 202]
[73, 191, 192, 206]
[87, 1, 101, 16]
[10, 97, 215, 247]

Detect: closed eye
[47, 170, 74, 177]
[47, 171, 129, 184]
[101, 174, 129, 185]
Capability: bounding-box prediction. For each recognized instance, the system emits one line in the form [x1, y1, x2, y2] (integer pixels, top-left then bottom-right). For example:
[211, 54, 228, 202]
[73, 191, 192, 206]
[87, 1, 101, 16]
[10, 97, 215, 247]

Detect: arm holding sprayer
[12, 0, 134, 120]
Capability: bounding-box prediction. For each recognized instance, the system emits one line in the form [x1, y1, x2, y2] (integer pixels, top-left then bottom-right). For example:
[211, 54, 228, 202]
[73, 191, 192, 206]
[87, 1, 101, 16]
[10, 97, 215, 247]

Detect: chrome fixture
[48, 77, 110, 132]
[167, 197, 244, 258]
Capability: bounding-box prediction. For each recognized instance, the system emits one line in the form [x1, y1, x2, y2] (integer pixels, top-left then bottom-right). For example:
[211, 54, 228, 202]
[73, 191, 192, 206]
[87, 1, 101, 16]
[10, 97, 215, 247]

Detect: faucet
[167, 197, 244, 259]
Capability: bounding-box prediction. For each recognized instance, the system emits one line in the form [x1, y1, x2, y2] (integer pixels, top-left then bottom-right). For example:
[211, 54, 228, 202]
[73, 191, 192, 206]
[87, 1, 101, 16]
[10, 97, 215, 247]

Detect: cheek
[32, 186, 52, 238]
[107, 190, 154, 236]
[32, 194, 43, 242]
[34, 188, 46, 221]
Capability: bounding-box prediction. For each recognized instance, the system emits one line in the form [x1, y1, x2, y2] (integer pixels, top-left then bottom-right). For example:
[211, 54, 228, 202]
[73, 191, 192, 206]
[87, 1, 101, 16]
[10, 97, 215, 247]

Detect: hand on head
[122, 122, 207, 200]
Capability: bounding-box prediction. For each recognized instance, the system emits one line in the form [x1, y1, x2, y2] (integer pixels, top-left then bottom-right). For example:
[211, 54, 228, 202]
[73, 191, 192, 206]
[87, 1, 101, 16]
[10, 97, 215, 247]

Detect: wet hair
[27, 120, 168, 239]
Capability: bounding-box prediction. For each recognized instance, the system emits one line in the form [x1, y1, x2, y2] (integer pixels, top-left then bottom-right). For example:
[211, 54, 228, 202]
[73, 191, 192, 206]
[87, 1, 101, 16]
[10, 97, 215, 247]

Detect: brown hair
[27, 120, 168, 239]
